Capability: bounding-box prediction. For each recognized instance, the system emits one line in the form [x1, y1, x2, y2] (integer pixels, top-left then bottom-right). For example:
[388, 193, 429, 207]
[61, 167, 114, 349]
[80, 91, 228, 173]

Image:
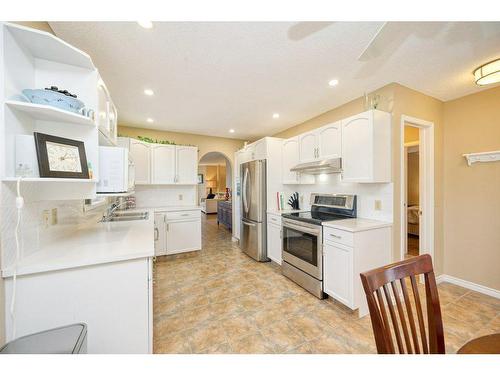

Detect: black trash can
[0, 323, 87, 354]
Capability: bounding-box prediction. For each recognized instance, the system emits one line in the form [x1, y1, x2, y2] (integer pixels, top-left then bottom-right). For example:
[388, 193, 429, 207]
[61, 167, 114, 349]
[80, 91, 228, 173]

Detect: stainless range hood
[290, 157, 342, 175]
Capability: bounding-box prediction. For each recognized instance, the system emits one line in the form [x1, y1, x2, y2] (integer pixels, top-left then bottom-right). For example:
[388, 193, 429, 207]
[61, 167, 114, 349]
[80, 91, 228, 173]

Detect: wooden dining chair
[359, 254, 445, 354]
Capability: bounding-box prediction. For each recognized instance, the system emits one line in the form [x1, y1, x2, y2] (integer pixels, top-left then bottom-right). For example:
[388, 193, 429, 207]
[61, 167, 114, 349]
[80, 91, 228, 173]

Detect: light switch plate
[374, 200, 382, 211]
[178, 194, 183, 201]
[51, 208, 58, 225]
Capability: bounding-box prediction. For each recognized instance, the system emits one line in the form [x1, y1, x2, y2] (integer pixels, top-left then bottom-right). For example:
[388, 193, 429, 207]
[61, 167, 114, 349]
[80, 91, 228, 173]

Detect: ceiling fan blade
[357, 22, 392, 61]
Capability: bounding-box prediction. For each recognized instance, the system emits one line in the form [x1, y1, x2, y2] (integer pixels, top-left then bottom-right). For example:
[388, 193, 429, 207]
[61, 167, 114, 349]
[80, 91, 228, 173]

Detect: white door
[267, 223, 282, 265]
[282, 137, 299, 184]
[176, 146, 198, 184]
[154, 213, 166, 256]
[151, 144, 176, 184]
[298, 132, 318, 163]
[166, 219, 202, 254]
[130, 140, 151, 184]
[341, 114, 372, 182]
[323, 242, 353, 308]
[253, 140, 267, 160]
[318, 121, 341, 159]
[245, 144, 256, 161]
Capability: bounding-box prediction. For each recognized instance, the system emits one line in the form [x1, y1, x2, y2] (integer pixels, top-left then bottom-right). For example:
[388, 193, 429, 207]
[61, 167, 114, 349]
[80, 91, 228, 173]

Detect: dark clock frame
[34, 132, 89, 179]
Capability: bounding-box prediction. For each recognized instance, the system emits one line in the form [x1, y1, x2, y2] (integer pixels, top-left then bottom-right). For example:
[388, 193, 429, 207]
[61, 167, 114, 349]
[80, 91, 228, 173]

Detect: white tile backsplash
[285, 174, 393, 222]
[133, 185, 197, 208]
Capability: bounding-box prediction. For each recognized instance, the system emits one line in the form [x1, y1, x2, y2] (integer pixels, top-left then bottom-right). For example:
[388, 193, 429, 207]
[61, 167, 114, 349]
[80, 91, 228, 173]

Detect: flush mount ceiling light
[328, 79, 339, 87]
[272, 113, 280, 119]
[229, 129, 235, 133]
[474, 58, 500, 86]
[146, 118, 154, 123]
[137, 21, 153, 29]
[144, 89, 154, 96]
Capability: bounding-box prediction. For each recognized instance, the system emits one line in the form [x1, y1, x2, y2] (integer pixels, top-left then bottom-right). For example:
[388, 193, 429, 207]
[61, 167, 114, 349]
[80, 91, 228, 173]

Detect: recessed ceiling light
[146, 118, 154, 123]
[328, 79, 339, 87]
[144, 89, 154, 96]
[229, 129, 235, 133]
[272, 113, 280, 119]
[137, 21, 153, 29]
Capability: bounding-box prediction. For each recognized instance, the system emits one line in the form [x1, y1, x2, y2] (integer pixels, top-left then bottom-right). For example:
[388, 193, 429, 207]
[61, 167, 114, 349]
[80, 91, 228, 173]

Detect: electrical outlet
[178, 194, 183, 201]
[42, 210, 50, 228]
[51, 208, 58, 225]
[374, 200, 382, 211]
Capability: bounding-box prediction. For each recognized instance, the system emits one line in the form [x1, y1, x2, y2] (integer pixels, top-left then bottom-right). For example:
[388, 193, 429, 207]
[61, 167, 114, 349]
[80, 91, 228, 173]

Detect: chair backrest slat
[391, 280, 413, 353]
[400, 278, 421, 353]
[360, 254, 445, 354]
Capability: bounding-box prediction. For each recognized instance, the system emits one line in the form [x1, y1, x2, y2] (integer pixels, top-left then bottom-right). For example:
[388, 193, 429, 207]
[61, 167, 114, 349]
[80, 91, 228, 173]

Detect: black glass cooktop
[282, 211, 352, 225]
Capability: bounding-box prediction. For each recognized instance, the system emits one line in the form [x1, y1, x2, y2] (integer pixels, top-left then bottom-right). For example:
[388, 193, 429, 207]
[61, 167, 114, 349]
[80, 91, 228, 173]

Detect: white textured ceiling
[49, 22, 500, 140]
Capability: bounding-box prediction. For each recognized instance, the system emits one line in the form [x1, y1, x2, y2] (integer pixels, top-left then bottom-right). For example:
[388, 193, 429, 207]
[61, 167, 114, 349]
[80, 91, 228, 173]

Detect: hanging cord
[10, 177, 24, 339]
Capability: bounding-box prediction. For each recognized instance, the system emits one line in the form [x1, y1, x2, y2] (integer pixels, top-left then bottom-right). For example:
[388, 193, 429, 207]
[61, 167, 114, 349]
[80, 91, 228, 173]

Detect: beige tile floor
[153, 214, 500, 354]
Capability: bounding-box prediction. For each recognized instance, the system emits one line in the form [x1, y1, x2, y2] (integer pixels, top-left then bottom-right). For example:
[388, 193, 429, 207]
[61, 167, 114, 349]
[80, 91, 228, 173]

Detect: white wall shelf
[5, 100, 96, 127]
[4, 22, 95, 69]
[2, 177, 97, 183]
[463, 151, 500, 166]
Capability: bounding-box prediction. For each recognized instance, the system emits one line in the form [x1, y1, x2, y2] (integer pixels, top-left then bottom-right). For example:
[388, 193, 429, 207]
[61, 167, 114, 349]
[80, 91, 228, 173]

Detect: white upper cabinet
[118, 138, 198, 185]
[97, 78, 117, 145]
[298, 132, 318, 163]
[282, 137, 314, 185]
[129, 139, 151, 184]
[175, 146, 198, 184]
[317, 121, 341, 159]
[341, 110, 391, 183]
[151, 144, 176, 184]
[282, 137, 300, 184]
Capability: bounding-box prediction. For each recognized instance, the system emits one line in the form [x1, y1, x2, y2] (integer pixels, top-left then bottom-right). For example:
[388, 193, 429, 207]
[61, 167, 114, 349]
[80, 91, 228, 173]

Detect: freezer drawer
[240, 218, 268, 262]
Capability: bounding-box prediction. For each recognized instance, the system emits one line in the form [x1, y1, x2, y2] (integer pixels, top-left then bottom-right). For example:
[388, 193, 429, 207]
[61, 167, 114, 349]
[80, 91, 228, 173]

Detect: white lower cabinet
[154, 213, 167, 256]
[323, 225, 391, 318]
[154, 210, 201, 255]
[4, 257, 153, 353]
[266, 213, 282, 264]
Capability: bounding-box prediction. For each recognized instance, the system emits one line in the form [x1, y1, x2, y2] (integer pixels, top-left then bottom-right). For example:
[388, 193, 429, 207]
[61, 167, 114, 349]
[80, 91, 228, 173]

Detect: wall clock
[34, 132, 89, 179]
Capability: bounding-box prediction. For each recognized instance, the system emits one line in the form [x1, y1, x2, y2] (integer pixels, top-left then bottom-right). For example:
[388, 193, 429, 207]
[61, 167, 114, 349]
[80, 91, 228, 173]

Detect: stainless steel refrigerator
[240, 160, 268, 262]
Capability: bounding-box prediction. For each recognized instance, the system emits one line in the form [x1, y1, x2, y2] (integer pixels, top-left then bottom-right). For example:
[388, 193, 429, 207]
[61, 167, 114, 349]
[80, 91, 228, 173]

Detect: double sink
[101, 211, 149, 222]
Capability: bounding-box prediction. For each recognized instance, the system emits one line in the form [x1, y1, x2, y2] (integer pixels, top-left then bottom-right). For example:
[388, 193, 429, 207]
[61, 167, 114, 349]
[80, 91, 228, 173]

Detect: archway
[198, 151, 233, 210]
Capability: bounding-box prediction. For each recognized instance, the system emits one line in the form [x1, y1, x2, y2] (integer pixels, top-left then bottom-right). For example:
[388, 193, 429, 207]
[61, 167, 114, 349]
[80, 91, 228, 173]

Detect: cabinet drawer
[164, 210, 201, 220]
[267, 214, 282, 226]
[323, 227, 353, 247]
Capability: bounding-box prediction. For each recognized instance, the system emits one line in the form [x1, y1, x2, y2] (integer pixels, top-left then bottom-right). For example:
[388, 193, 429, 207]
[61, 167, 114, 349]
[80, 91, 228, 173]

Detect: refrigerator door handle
[242, 220, 256, 227]
[242, 167, 250, 214]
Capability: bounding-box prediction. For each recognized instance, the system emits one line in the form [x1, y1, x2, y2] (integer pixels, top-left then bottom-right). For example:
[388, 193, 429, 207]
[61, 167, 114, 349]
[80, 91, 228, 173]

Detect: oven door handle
[282, 222, 321, 236]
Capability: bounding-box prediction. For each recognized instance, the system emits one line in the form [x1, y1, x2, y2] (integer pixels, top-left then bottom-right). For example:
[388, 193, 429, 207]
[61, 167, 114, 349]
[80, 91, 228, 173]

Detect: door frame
[399, 115, 434, 262]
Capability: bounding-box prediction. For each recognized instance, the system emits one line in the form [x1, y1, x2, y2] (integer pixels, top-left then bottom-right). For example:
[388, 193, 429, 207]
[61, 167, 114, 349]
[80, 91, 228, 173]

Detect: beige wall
[118, 126, 245, 172]
[442, 86, 500, 290]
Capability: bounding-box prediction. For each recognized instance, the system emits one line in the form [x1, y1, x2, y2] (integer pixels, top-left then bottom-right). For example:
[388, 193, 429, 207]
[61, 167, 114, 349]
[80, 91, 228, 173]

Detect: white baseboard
[436, 274, 500, 299]
[231, 236, 239, 243]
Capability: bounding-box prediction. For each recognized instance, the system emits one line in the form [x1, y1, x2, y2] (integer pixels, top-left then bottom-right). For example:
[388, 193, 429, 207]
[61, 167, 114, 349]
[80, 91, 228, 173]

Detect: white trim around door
[400, 115, 435, 262]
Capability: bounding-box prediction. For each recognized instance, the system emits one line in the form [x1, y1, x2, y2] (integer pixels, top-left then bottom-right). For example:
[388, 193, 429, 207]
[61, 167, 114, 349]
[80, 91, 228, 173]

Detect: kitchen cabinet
[317, 121, 341, 159]
[129, 139, 151, 185]
[3, 257, 153, 353]
[282, 137, 315, 185]
[322, 224, 391, 317]
[164, 209, 201, 255]
[298, 121, 342, 163]
[151, 144, 176, 184]
[266, 213, 282, 264]
[176, 146, 198, 184]
[154, 213, 167, 256]
[118, 138, 198, 185]
[97, 78, 117, 145]
[341, 110, 391, 183]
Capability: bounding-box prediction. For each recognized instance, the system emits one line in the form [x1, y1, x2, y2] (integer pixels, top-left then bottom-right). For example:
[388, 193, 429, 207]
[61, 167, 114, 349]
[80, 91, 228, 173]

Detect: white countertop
[2, 209, 155, 278]
[322, 218, 392, 232]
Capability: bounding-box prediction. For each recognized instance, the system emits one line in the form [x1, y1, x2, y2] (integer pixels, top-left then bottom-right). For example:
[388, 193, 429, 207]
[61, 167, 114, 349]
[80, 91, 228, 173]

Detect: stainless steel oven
[282, 218, 323, 298]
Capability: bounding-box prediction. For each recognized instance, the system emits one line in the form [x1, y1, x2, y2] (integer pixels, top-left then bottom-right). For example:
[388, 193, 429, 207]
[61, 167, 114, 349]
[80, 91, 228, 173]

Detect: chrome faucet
[102, 201, 129, 222]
